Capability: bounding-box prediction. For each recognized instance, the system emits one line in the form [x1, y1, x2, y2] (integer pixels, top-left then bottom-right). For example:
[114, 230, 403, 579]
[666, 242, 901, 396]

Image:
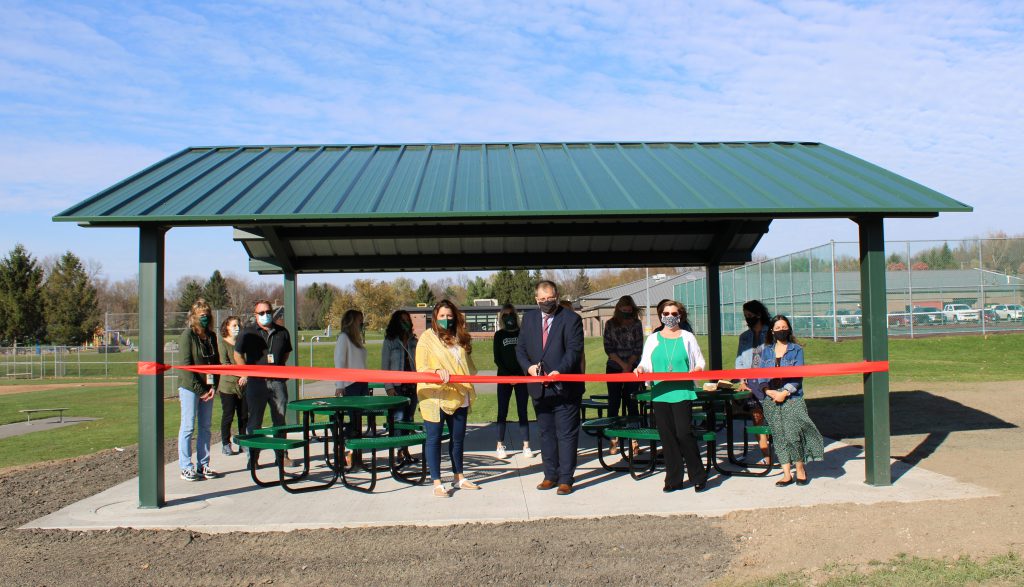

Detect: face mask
[745, 316, 759, 329]
[230, 326, 240, 336]
[198, 315, 209, 328]
[437, 318, 453, 330]
[538, 300, 557, 314]
[401, 321, 412, 333]
[617, 310, 633, 319]
[258, 313, 272, 327]
[661, 315, 681, 329]
[502, 316, 517, 330]
[774, 329, 791, 343]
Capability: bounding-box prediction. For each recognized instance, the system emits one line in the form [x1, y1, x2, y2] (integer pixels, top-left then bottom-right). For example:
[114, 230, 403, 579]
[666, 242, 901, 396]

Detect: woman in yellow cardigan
[417, 300, 480, 498]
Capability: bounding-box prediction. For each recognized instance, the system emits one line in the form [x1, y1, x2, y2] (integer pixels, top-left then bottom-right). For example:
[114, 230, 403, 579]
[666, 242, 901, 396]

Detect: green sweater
[217, 338, 242, 396]
[650, 333, 696, 403]
[177, 328, 220, 395]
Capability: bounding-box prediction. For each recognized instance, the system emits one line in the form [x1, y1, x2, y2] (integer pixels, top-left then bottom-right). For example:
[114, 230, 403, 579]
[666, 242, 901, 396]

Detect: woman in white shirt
[334, 309, 368, 397]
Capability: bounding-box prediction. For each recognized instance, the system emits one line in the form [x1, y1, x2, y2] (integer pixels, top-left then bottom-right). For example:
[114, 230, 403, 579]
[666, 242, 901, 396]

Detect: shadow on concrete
[808, 390, 1017, 481]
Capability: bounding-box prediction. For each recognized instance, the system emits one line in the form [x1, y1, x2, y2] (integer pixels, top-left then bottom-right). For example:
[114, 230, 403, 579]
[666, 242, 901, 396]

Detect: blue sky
[2, 0, 1022, 287]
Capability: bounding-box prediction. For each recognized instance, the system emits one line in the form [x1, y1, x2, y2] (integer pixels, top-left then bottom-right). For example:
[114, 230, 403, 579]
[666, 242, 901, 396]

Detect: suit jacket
[516, 306, 585, 399]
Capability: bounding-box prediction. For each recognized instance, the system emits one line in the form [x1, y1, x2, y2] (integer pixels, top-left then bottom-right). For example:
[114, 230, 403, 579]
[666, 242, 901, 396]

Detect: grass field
[0, 332, 1021, 469]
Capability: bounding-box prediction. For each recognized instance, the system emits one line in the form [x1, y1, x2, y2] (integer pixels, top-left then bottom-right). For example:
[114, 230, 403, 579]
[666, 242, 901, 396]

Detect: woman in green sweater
[217, 315, 246, 455]
[634, 301, 708, 493]
[177, 299, 221, 482]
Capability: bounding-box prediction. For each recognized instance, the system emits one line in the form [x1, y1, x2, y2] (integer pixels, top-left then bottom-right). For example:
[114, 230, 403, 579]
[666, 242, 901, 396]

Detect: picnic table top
[288, 395, 409, 412]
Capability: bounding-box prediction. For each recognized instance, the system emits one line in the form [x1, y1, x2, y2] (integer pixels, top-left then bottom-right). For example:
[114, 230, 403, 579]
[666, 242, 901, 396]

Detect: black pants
[533, 392, 581, 485]
[653, 400, 706, 487]
[341, 382, 370, 437]
[245, 378, 287, 434]
[606, 364, 640, 419]
[219, 392, 247, 445]
[496, 383, 530, 444]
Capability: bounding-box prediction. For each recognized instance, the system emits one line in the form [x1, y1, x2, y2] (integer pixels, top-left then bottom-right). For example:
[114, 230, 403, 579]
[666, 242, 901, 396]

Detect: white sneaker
[522, 444, 535, 458]
[496, 443, 508, 460]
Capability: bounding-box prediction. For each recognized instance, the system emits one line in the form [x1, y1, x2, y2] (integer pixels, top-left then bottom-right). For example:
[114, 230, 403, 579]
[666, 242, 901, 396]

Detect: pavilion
[54, 141, 971, 508]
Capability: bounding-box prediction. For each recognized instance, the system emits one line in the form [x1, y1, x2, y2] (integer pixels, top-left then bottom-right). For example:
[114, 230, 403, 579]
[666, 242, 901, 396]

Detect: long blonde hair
[340, 309, 365, 349]
[188, 299, 214, 337]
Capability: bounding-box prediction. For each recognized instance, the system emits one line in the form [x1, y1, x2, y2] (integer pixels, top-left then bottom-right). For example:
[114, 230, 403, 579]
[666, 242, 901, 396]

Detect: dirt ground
[0, 381, 1020, 586]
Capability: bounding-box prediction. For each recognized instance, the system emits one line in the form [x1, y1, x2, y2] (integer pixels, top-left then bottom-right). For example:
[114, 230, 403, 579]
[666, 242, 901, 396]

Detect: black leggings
[219, 392, 247, 444]
[606, 364, 640, 419]
[496, 383, 530, 444]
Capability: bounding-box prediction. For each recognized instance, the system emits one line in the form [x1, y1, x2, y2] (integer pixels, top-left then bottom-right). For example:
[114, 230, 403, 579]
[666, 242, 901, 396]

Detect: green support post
[284, 271, 299, 424]
[857, 216, 892, 486]
[138, 226, 167, 508]
[706, 262, 723, 370]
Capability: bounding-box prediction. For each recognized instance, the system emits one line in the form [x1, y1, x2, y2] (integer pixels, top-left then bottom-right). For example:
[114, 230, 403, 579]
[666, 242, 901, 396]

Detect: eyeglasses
[661, 312, 680, 317]
[256, 310, 272, 316]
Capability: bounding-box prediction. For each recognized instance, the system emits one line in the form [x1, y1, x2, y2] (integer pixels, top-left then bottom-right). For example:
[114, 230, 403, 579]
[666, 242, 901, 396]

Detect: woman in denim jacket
[735, 300, 772, 464]
[758, 315, 824, 487]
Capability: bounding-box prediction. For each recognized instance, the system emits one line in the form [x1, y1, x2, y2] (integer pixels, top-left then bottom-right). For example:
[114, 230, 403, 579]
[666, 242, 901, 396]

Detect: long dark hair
[742, 300, 771, 329]
[432, 299, 472, 353]
[766, 314, 798, 345]
[609, 295, 640, 327]
[384, 310, 413, 340]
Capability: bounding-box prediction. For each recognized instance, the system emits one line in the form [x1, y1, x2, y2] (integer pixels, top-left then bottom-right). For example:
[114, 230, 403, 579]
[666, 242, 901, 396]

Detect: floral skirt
[761, 396, 824, 465]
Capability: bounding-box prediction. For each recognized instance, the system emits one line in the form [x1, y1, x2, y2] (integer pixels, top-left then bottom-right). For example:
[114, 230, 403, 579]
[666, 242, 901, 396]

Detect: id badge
[205, 373, 215, 386]
[267, 353, 275, 364]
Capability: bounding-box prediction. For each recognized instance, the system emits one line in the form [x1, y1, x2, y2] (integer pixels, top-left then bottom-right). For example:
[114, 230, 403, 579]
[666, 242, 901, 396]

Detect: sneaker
[200, 465, 221, 480]
[180, 467, 199, 482]
[521, 444, 535, 458]
[221, 443, 233, 456]
[496, 443, 508, 460]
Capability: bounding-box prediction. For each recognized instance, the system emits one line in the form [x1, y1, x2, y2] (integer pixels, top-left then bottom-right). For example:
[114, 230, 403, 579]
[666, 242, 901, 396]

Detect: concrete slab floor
[23, 424, 994, 533]
[0, 417, 99, 440]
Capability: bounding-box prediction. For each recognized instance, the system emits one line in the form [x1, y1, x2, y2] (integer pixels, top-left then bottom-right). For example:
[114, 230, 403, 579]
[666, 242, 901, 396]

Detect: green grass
[1, 333, 1021, 469]
[746, 552, 1024, 586]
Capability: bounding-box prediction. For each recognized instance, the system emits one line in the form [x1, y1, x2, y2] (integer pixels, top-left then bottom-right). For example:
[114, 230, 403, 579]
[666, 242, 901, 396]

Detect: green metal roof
[54, 142, 970, 224]
[52, 142, 971, 274]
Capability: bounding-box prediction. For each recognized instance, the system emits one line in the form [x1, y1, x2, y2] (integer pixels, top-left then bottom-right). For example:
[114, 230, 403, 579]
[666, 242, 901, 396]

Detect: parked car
[836, 309, 862, 328]
[910, 306, 942, 325]
[987, 304, 1024, 321]
[942, 303, 980, 323]
[981, 308, 999, 323]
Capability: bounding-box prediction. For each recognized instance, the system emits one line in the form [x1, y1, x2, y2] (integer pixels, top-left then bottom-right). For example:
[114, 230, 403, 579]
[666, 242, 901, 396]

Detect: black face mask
[502, 316, 518, 330]
[538, 300, 557, 314]
[773, 329, 791, 343]
[745, 316, 760, 329]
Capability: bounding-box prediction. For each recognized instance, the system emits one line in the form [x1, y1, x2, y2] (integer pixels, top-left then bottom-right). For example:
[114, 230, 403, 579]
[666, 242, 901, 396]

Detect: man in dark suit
[516, 280, 585, 495]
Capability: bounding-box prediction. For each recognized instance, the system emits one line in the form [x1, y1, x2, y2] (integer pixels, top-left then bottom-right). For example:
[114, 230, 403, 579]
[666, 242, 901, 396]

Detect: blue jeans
[178, 388, 213, 471]
[423, 407, 468, 482]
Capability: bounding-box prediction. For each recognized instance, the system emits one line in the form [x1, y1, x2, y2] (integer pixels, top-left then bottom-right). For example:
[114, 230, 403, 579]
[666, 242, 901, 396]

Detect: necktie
[542, 314, 551, 348]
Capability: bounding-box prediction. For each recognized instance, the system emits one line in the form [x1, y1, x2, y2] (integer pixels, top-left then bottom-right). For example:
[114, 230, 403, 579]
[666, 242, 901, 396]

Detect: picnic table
[288, 395, 425, 492]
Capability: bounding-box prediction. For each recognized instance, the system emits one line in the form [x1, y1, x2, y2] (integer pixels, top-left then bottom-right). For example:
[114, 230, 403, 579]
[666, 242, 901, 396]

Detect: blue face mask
[199, 315, 209, 328]
[258, 313, 272, 327]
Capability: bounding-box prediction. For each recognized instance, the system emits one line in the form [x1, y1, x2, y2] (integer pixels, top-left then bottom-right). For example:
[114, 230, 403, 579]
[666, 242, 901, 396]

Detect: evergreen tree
[176, 280, 204, 315]
[43, 251, 100, 345]
[511, 270, 536, 304]
[203, 270, 231, 309]
[491, 269, 515, 304]
[938, 242, 956, 269]
[0, 244, 46, 344]
[571, 268, 591, 299]
[414, 279, 435, 305]
[466, 276, 493, 301]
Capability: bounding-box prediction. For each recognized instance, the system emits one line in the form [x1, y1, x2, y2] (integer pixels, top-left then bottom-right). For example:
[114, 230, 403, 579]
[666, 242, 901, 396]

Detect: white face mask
[230, 326, 240, 336]
[661, 315, 681, 328]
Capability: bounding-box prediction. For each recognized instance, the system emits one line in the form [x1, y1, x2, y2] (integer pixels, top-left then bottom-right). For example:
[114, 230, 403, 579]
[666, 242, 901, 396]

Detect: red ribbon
[141, 361, 888, 384]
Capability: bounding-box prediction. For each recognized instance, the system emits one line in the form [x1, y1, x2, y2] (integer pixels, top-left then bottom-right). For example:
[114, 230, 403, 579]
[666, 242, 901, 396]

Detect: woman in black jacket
[493, 304, 533, 460]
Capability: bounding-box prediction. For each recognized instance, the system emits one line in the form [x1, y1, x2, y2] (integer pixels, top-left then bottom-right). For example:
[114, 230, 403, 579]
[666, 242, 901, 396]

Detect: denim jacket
[735, 327, 768, 370]
[757, 343, 804, 398]
[381, 335, 417, 392]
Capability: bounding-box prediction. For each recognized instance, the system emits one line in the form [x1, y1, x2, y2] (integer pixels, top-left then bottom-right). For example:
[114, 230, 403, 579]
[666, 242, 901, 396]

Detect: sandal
[453, 478, 481, 490]
[630, 439, 641, 455]
[433, 485, 450, 498]
[609, 438, 620, 455]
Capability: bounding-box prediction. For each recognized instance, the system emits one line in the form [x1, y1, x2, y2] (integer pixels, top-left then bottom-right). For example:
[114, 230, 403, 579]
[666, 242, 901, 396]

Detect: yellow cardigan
[416, 329, 477, 422]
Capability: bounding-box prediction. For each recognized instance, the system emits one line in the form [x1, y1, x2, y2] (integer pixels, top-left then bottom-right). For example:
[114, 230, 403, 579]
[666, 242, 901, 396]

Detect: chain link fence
[677, 238, 1024, 339]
